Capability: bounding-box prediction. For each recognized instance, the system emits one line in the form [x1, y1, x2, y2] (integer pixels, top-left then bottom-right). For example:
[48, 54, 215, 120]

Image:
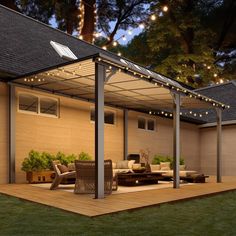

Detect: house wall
[200, 125, 236, 176]
[2, 85, 233, 183]
[15, 87, 124, 183]
[128, 111, 201, 171]
[0, 82, 8, 184]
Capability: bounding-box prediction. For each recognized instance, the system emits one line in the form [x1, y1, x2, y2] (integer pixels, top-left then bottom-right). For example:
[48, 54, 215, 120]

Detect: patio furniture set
[50, 157, 209, 194]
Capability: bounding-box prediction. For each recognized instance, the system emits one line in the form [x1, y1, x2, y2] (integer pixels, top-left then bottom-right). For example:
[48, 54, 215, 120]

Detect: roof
[195, 81, 236, 123]
[0, 4, 230, 125]
[0, 4, 120, 78]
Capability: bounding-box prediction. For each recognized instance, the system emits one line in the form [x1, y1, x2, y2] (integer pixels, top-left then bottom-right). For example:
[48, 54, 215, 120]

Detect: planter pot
[26, 170, 55, 184]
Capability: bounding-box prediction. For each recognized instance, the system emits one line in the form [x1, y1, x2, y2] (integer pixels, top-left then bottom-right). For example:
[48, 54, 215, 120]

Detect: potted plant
[21, 150, 55, 183]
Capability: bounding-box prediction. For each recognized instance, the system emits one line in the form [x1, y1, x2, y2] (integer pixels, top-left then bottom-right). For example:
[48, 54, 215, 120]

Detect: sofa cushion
[128, 160, 135, 169]
[132, 163, 141, 170]
[116, 160, 129, 169]
[112, 162, 117, 169]
[150, 164, 161, 172]
[160, 162, 171, 170]
[57, 164, 69, 173]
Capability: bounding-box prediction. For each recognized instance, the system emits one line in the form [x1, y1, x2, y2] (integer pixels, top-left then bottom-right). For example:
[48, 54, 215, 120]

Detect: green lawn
[1, 191, 236, 236]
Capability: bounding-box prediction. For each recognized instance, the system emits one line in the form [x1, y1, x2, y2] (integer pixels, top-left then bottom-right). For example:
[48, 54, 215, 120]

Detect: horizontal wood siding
[200, 125, 236, 176]
[15, 87, 124, 183]
[128, 111, 200, 171]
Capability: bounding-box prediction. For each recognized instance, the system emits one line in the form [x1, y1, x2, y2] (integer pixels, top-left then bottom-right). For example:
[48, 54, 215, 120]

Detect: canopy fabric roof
[13, 54, 228, 123]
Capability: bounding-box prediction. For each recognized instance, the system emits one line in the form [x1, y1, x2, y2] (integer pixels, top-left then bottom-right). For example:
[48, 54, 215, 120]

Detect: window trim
[138, 116, 156, 132]
[90, 107, 116, 126]
[17, 92, 59, 118]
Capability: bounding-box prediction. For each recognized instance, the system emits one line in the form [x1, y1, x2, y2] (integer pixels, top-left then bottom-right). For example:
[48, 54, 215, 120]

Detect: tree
[121, 0, 236, 87]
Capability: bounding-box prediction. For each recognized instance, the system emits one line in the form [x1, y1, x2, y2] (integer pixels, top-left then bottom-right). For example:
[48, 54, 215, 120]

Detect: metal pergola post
[123, 109, 128, 160]
[9, 83, 16, 183]
[216, 108, 222, 183]
[95, 63, 105, 199]
[173, 93, 181, 188]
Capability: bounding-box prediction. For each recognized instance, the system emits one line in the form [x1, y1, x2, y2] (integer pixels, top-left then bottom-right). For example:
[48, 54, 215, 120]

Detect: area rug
[32, 181, 193, 195]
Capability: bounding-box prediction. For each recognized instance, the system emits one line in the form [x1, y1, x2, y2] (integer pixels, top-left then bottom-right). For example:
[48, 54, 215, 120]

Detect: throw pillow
[68, 163, 75, 171]
[132, 163, 141, 170]
[150, 164, 161, 172]
[160, 162, 171, 170]
[116, 160, 129, 169]
[128, 160, 135, 169]
[57, 164, 69, 173]
[179, 165, 186, 171]
[112, 162, 117, 169]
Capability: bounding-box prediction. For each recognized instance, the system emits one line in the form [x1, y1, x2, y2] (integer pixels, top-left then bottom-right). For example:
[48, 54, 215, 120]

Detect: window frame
[138, 116, 156, 132]
[90, 107, 116, 126]
[17, 92, 59, 118]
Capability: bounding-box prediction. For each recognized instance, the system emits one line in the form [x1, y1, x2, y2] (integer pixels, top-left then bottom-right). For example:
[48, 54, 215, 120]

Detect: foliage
[2, 191, 236, 235]
[55, 152, 77, 166]
[21, 150, 49, 172]
[152, 154, 185, 168]
[122, 0, 236, 87]
[78, 151, 92, 161]
[21, 150, 87, 172]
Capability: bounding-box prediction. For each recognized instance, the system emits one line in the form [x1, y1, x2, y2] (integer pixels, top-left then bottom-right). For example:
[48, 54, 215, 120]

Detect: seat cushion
[57, 164, 69, 173]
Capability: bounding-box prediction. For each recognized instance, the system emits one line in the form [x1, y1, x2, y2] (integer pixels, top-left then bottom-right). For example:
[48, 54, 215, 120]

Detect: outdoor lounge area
[0, 4, 236, 209]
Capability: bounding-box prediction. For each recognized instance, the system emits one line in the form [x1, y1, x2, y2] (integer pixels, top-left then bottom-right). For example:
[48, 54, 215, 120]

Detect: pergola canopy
[13, 53, 228, 121]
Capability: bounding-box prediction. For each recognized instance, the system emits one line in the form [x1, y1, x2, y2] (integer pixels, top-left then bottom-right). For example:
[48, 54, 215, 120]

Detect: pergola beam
[173, 93, 181, 188]
[216, 108, 222, 183]
[95, 63, 105, 199]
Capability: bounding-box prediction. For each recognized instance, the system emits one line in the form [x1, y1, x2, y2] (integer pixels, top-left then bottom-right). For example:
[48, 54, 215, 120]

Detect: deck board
[0, 176, 236, 217]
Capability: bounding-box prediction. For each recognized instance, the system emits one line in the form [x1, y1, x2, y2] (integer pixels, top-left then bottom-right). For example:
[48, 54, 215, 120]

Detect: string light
[117, 52, 122, 56]
[122, 35, 127, 41]
[214, 73, 217, 77]
[150, 14, 156, 21]
[102, 46, 107, 50]
[113, 41, 118, 46]
[163, 6, 168, 12]
[139, 23, 145, 29]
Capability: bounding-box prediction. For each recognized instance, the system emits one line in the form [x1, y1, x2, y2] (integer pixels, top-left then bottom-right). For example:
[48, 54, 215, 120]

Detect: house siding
[0, 82, 8, 184]
[200, 125, 236, 176]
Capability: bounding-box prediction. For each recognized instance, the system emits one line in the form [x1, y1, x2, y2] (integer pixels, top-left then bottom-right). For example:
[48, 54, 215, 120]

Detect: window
[19, 94, 38, 113]
[90, 108, 115, 125]
[18, 93, 59, 117]
[138, 117, 146, 129]
[138, 117, 156, 131]
[147, 119, 155, 131]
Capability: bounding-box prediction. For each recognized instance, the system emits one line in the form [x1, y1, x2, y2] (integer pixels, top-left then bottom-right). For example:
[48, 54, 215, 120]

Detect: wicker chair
[50, 160, 76, 190]
[74, 160, 116, 194]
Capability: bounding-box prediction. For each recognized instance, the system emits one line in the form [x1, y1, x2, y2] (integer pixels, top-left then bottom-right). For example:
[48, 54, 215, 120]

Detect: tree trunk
[80, 0, 96, 43]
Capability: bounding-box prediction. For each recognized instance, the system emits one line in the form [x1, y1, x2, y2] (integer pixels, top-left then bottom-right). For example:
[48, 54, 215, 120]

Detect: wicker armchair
[50, 160, 76, 190]
[74, 160, 116, 194]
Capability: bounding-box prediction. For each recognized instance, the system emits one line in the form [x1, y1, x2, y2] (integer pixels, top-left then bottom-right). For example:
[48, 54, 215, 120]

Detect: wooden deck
[0, 176, 236, 217]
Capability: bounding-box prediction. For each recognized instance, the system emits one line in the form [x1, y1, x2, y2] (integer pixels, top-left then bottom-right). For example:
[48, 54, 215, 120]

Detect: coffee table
[117, 172, 163, 186]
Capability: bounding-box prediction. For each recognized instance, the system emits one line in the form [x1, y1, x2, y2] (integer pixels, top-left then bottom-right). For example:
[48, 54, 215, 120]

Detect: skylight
[50, 41, 78, 61]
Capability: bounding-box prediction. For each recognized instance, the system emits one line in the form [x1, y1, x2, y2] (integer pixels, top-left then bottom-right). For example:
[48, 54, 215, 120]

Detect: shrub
[55, 152, 77, 166]
[41, 152, 56, 170]
[152, 154, 185, 168]
[21, 150, 48, 172]
[78, 151, 92, 161]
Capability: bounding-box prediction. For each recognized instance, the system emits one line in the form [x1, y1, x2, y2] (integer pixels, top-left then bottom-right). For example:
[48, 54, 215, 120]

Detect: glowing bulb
[102, 46, 107, 50]
[94, 32, 100, 38]
[219, 79, 224, 84]
[122, 35, 127, 41]
[117, 52, 121, 56]
[163, 6, 168, 12]
[150, 14, 156, 21]
[113, 41, 118, 46]
[214, 73, 218, 77]
[128, 30, 132, 35]
[207, 66, 211, 69]
[139, 23, 145, 29]
[79, 35, 83, 40]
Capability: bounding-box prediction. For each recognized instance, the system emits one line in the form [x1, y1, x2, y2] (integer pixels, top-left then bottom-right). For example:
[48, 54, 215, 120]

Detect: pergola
[9, 53, 228, 199]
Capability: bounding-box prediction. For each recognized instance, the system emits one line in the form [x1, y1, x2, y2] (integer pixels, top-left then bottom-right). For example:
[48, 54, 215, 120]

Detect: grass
[1, 191, 236, 236]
